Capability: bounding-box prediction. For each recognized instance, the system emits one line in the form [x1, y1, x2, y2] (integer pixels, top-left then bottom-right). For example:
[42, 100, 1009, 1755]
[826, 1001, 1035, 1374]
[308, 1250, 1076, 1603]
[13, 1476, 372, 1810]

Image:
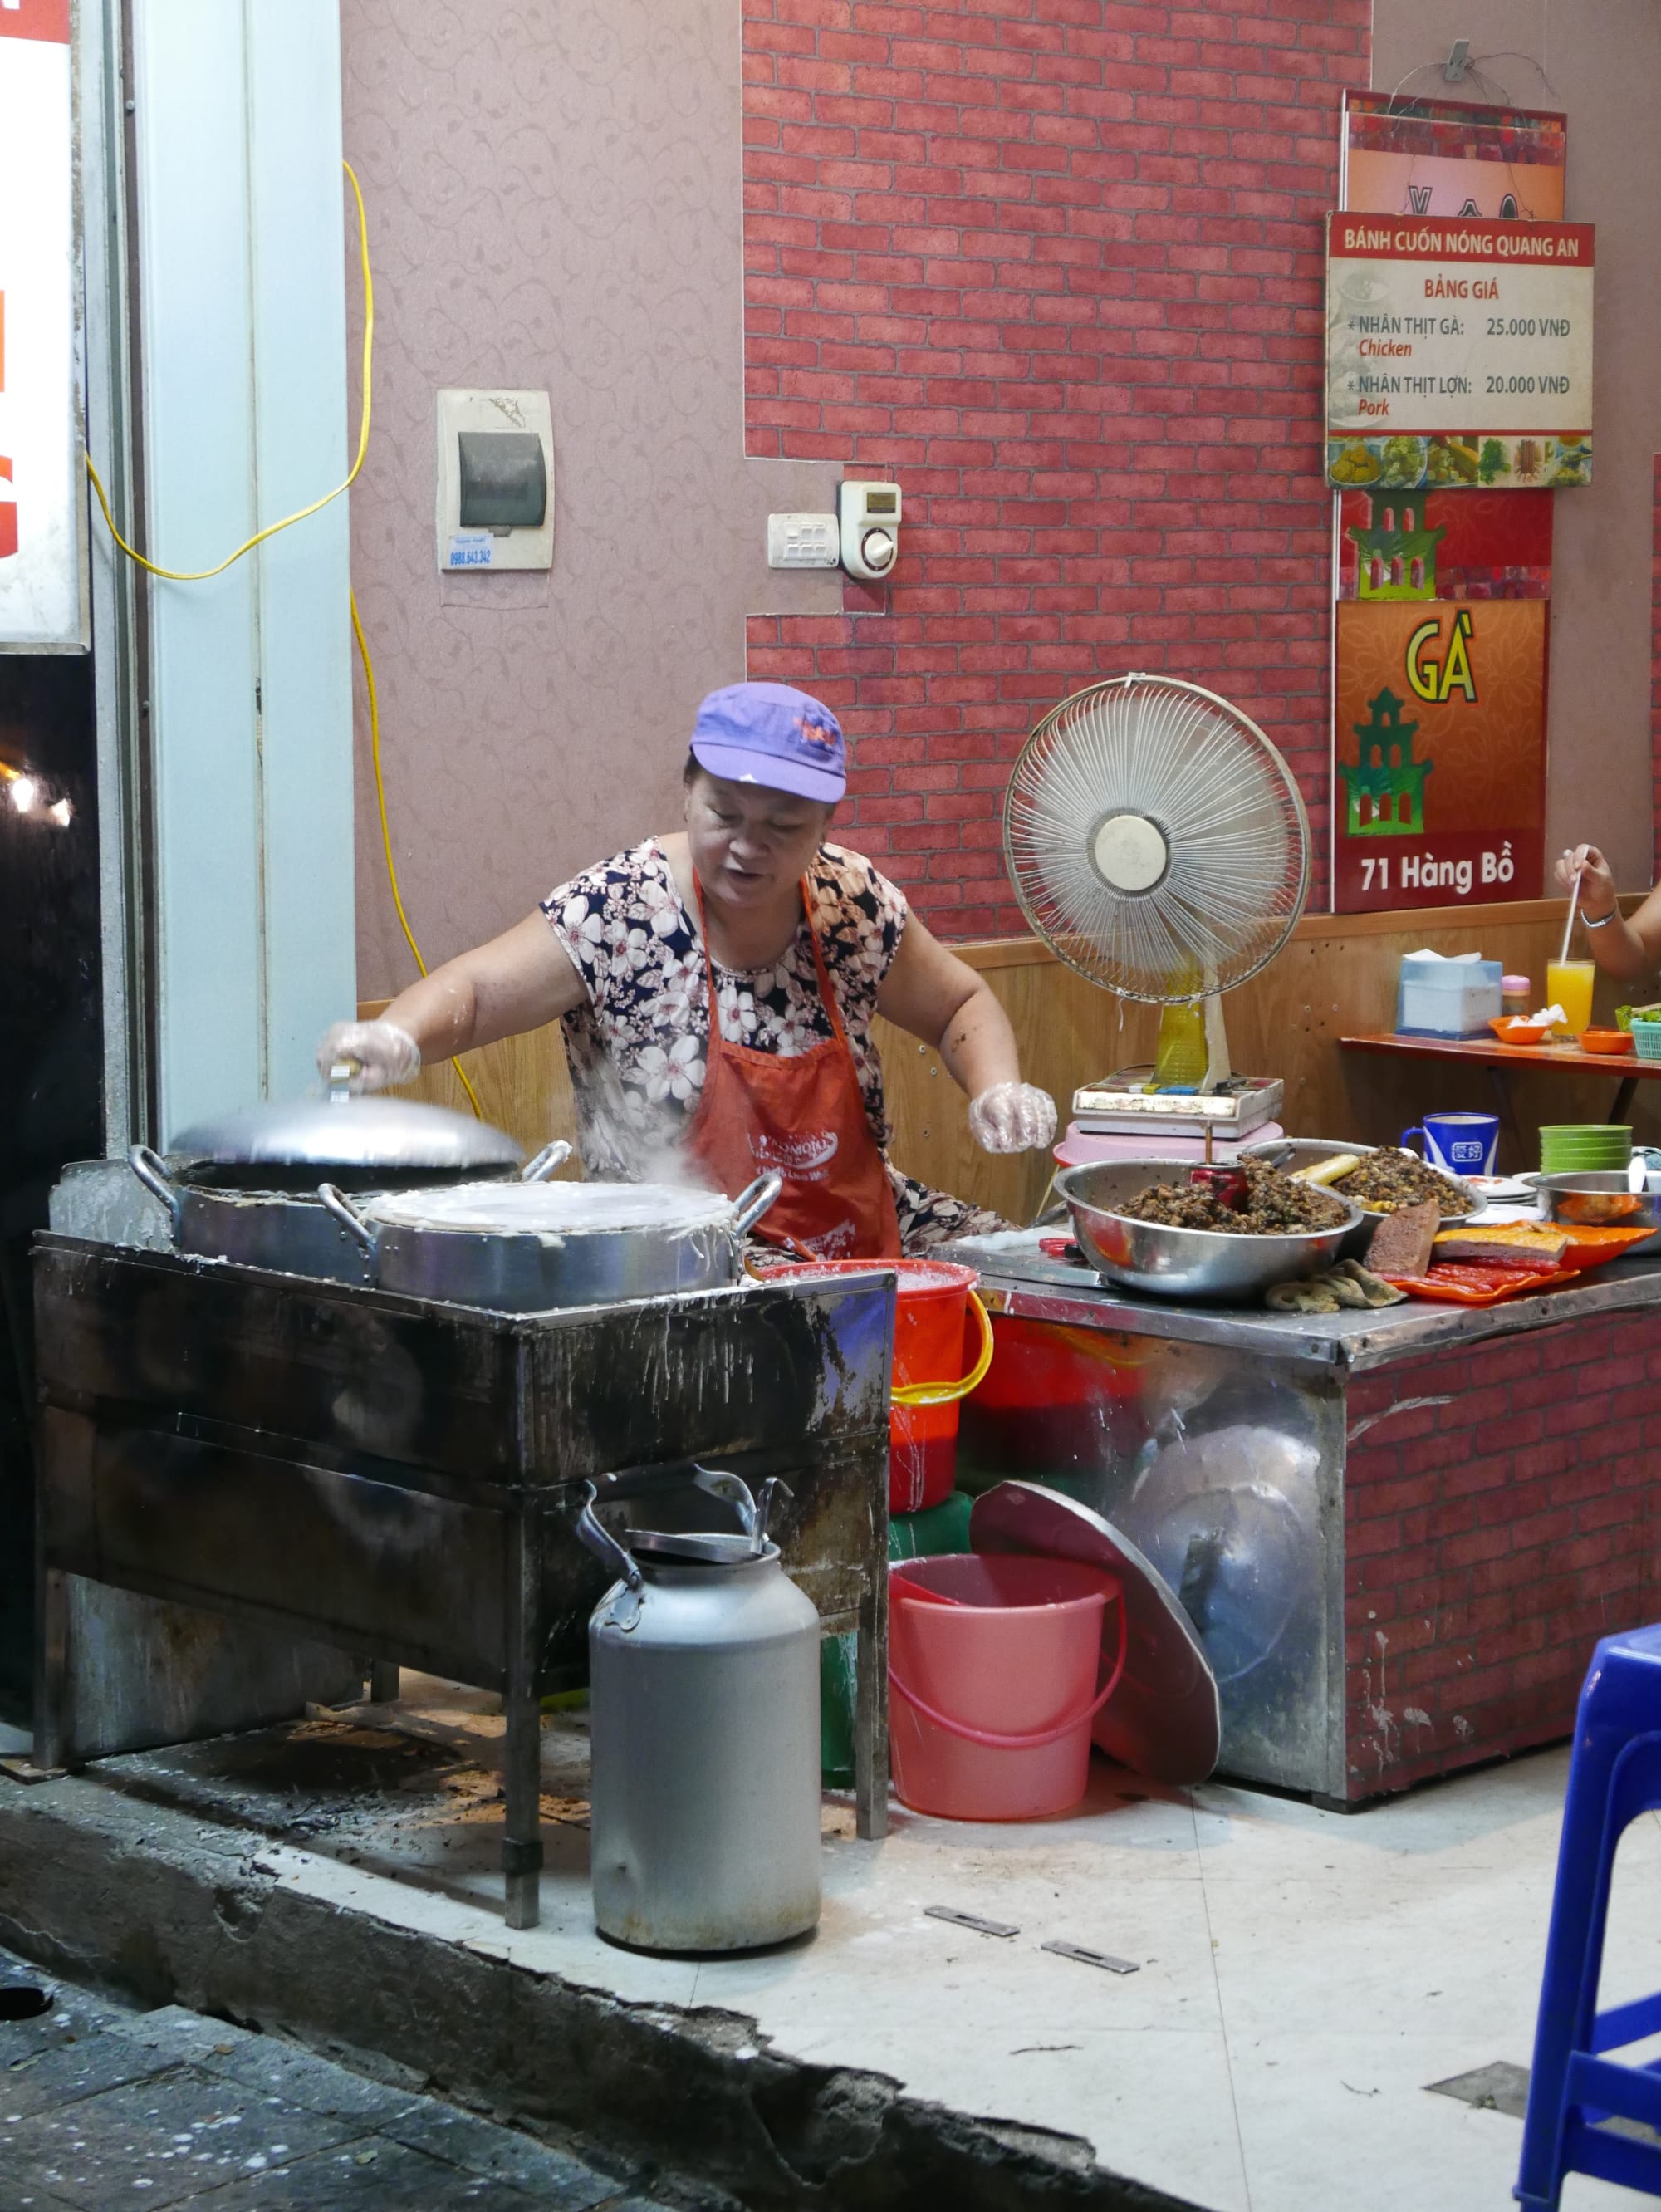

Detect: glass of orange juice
[1546, 958, 1595, 1038]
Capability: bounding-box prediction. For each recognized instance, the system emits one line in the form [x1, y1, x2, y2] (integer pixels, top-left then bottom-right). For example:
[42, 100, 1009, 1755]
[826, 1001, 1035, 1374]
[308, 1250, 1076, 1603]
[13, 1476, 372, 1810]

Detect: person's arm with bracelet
[1554, 845, 1661, 984]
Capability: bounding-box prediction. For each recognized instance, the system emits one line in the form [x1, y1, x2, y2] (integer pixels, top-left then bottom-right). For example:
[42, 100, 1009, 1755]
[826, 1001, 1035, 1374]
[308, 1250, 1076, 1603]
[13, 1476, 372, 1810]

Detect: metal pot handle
[520, 1140, 571, 1184]
[732, 1170, 784, 1238]
[127, 1145, 183, 1236]
[316, 1182, 378, 1262]
[575, 1483, 643, 1631]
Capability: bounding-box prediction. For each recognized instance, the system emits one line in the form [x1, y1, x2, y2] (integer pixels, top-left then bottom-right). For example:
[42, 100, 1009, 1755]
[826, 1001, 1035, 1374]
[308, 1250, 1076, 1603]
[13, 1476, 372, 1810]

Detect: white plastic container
[1396, 952, 1502, 1038]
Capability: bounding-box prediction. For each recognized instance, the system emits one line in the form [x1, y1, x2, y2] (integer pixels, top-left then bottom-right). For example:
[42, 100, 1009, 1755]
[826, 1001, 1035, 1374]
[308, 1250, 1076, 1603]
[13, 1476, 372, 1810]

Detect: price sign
[0, 0, 84, 650]
[1326, 214, 1594, 492]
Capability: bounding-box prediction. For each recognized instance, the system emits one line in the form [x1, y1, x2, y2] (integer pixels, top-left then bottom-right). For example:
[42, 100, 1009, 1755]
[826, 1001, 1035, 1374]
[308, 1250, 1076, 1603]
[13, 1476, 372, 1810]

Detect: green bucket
[821, 1490, 974, 1786]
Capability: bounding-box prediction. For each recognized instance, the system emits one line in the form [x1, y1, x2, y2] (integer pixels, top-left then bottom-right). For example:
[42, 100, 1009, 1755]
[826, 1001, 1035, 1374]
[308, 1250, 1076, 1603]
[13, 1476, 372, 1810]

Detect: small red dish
[1578, 1029, 1635, 1057]
[1489, 1017, 1551, 1046]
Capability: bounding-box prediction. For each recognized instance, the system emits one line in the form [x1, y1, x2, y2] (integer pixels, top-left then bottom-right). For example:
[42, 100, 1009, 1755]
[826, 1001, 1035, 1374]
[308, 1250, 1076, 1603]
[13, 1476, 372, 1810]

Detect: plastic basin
[889, 1553, 1120, 1821]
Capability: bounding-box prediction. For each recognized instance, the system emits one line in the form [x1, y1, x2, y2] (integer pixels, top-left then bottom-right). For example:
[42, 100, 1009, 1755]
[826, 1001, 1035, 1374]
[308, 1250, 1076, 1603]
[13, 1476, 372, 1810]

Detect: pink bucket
[888, 1554, 1125, 1820]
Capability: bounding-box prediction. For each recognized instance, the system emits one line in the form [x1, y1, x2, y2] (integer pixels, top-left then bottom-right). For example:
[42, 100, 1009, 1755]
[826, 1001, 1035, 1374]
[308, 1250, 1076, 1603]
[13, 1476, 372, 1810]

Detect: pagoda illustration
[1346, 493, 1445, 601]
[1339, 688, 1433, 837]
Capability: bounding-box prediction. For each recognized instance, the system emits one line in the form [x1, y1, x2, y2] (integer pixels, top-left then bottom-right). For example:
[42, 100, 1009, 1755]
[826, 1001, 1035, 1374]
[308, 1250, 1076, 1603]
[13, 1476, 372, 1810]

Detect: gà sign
[0, 0, 85, 650]
[1333, 597, 1546, 915]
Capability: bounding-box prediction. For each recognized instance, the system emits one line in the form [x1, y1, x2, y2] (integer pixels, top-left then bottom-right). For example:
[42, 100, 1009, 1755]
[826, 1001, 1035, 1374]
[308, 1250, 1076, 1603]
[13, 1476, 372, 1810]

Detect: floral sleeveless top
[540, 839, 1006, 1251]
[543, 840, 902, 1174]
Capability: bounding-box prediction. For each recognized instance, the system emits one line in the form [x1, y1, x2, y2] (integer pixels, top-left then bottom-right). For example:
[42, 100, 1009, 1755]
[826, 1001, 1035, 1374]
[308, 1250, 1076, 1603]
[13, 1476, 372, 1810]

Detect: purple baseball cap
[689, 681, 846, 803]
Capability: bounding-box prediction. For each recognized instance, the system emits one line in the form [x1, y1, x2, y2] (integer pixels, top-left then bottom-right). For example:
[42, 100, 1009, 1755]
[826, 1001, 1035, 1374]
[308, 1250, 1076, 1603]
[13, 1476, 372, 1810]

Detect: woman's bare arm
[875, 913, 1022, 1095]
[380, 912, 589, 1062]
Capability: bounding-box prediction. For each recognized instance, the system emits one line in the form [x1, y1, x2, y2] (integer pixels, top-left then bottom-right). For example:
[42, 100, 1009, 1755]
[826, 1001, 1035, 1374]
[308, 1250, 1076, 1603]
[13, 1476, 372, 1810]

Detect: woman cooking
[320, 682, 1057, 1259]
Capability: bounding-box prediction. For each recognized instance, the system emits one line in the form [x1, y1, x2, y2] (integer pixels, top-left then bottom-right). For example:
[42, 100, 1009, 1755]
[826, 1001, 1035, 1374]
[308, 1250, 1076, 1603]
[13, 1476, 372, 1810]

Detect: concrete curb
[0, 1774, 1204, 2211]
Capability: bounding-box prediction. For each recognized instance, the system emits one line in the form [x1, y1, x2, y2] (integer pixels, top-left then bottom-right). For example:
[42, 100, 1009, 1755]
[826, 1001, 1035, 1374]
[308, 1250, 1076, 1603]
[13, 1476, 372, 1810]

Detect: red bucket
[757, 1258, 991, 1513]
[889, 1554, 1125, 1819]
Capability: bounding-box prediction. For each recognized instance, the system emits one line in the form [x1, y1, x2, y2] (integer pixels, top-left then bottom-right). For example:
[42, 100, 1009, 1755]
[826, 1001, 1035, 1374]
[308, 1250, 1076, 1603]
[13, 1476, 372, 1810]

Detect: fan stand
[1201, 991, 1232, 1094]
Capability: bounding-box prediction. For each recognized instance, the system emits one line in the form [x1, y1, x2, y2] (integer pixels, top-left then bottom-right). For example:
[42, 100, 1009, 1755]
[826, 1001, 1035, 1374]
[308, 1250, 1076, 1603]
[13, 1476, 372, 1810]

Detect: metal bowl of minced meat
[1055, 1159, 1365, 1303]
[1242, 1136, 1479, 1223]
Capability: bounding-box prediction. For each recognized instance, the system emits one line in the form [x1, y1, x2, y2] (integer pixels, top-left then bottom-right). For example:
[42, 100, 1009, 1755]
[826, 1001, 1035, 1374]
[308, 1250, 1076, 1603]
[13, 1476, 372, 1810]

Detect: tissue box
[1396, 952, 1503, 1038]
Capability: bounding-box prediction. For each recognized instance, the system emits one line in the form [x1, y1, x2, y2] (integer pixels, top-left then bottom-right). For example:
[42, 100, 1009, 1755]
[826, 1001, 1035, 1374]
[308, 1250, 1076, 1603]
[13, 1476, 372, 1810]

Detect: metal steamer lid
[969, 1480, 1221, 1786]
[169, 1094, 523, 1175]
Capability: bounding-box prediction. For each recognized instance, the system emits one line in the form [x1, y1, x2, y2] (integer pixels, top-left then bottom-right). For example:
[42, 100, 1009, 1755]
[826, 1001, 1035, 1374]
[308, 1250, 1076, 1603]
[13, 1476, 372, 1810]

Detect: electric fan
[1002, 674, 1311, 1137]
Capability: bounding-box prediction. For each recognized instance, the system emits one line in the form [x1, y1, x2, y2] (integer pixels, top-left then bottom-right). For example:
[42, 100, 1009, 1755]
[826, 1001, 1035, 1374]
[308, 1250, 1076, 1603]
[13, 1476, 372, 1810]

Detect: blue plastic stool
[1516, 1622, 1661, 2209]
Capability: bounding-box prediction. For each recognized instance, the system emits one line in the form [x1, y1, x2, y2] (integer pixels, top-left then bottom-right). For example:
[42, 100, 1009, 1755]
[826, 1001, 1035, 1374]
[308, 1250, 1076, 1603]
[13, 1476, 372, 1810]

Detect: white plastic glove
[968, 1081, 1057, 1155]
[316, 1018, 421, 1093]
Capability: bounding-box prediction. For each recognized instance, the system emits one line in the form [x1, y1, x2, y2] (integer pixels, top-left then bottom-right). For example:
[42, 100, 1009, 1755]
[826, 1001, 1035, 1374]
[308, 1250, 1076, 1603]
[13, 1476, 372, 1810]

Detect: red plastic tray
[1374, 1263, 1581, 1306]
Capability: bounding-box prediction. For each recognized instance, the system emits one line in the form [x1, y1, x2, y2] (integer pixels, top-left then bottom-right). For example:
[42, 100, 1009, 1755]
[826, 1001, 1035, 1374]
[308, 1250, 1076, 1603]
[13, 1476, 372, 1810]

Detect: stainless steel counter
[948, 1230, 1661, 1371]
[944, 1230, 1661, 1806]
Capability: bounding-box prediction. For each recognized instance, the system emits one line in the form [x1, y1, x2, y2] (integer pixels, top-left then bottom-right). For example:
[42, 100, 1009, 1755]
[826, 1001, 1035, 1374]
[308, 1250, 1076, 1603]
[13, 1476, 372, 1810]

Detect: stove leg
[502, 1518, 543, 1930]
[35, 1566, 70, 1772]
[853, 1572, 889, 1842]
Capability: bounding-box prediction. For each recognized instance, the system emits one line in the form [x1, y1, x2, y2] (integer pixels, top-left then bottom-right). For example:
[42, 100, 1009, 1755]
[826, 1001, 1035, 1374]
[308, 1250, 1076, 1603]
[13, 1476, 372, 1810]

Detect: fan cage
[1002, 674, 1311, 1006]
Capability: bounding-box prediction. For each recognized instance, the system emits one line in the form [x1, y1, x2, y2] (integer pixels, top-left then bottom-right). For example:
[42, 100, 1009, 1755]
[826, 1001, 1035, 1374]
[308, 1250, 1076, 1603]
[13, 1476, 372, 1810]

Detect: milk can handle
[127, 1145, 183, 1236]
[887, 1578, 1128, 1750]
[574, 1483, 643, 1595]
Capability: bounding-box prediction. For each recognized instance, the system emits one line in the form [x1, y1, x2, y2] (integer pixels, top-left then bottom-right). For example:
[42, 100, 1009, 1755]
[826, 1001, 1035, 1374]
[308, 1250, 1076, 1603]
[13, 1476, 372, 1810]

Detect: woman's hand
[1556, 844, 1618, 922]
[876, 915, 1057, 1149]
[968, 1081, 1058, 1155]
[316, 914, 590, 1091]
[316, 1018, 420, 1092]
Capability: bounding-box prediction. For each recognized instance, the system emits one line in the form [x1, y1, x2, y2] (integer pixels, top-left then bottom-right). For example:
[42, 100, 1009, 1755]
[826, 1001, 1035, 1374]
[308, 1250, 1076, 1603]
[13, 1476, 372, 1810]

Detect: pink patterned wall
[340, 0, 842, 993]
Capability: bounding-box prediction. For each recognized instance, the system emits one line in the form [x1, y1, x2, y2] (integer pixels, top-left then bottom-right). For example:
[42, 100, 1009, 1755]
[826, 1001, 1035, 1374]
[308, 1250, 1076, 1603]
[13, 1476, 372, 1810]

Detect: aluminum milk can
[578, 1484, 821, 1954]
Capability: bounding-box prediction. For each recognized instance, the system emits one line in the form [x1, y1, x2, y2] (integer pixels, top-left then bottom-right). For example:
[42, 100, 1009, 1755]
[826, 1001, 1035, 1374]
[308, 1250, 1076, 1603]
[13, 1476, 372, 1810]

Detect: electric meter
[838, 480, 902, 581]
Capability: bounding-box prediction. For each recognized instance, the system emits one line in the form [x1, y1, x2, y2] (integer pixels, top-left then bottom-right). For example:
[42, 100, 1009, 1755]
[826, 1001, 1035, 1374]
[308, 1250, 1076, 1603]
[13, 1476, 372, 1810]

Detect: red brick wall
[741, 0, 1370, 935]
[1342, 1314, 1661, 1800]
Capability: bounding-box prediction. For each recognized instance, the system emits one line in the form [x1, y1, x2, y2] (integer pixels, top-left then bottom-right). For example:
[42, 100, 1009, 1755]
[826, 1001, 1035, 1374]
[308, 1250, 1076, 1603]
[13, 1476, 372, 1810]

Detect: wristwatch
[1584, 908, 1617, 929]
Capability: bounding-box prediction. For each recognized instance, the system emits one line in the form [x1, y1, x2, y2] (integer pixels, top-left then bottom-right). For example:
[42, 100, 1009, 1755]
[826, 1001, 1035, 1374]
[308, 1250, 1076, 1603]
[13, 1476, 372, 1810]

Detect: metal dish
[1535, 1171, 1660, 1231]
[1242, 1135, 1482, 1232]
[1054, 1159, 1363, 1303]
[318, 1171, 784, 1312]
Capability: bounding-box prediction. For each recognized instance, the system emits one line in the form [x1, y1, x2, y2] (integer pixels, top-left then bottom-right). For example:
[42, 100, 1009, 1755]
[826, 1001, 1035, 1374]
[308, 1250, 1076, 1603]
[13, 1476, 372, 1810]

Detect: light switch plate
[436, 390, 555, 571]
[767, 513, 840, 568]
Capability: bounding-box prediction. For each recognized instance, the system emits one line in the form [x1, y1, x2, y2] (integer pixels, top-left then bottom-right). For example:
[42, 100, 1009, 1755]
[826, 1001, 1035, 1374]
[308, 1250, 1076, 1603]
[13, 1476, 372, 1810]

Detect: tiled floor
[0, 1940, 674, 2210]
[95, 1680, 1661, 2212]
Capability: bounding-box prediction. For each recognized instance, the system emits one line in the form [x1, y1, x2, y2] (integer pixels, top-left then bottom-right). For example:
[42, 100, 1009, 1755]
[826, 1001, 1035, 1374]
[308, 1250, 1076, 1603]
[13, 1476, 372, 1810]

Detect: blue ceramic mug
[1401, 1112, 1499, 1178]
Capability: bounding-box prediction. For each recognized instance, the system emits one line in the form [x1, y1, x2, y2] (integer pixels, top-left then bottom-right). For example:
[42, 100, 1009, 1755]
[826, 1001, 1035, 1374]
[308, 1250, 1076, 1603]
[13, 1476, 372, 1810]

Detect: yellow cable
[85, 161, 374, 580]
[352, 587, 483, 1117]
[88, 157, 483, 1120]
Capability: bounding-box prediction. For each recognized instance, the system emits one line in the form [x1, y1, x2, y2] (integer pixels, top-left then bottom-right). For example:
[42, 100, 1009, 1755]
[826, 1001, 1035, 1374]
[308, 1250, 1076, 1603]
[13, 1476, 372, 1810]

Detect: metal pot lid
[361, 1179, 732, 1235]
[970, 1479, 1220, 1786]
[169, 1095, 523, 1175]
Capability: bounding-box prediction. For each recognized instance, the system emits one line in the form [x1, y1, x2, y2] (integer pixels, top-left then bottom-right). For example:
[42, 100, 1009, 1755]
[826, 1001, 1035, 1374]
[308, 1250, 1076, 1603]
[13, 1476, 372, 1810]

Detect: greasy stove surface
[948, 1229, 1661, 1370]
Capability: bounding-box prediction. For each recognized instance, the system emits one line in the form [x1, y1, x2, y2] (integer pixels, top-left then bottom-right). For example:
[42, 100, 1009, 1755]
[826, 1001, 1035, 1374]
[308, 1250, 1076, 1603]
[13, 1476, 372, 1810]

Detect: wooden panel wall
[365, 894, 1655, 1222]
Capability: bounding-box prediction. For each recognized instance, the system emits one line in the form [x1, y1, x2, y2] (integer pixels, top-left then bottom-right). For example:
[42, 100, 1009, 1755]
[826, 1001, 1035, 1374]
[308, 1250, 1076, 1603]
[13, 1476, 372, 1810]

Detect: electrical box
[435, 390, 555, 571]
[767, 513, 840, 569]
[838, 480, 901, 581]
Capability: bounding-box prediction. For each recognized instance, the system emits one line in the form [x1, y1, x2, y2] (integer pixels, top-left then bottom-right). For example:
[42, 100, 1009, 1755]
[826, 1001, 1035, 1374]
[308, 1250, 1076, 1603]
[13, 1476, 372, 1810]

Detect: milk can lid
[626, 1529, 777, 1567]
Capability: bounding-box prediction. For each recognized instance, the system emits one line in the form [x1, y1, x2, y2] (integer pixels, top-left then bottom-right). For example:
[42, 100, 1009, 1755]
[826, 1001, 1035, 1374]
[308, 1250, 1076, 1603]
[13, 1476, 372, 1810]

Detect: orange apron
[684, 874, 901, 1261]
